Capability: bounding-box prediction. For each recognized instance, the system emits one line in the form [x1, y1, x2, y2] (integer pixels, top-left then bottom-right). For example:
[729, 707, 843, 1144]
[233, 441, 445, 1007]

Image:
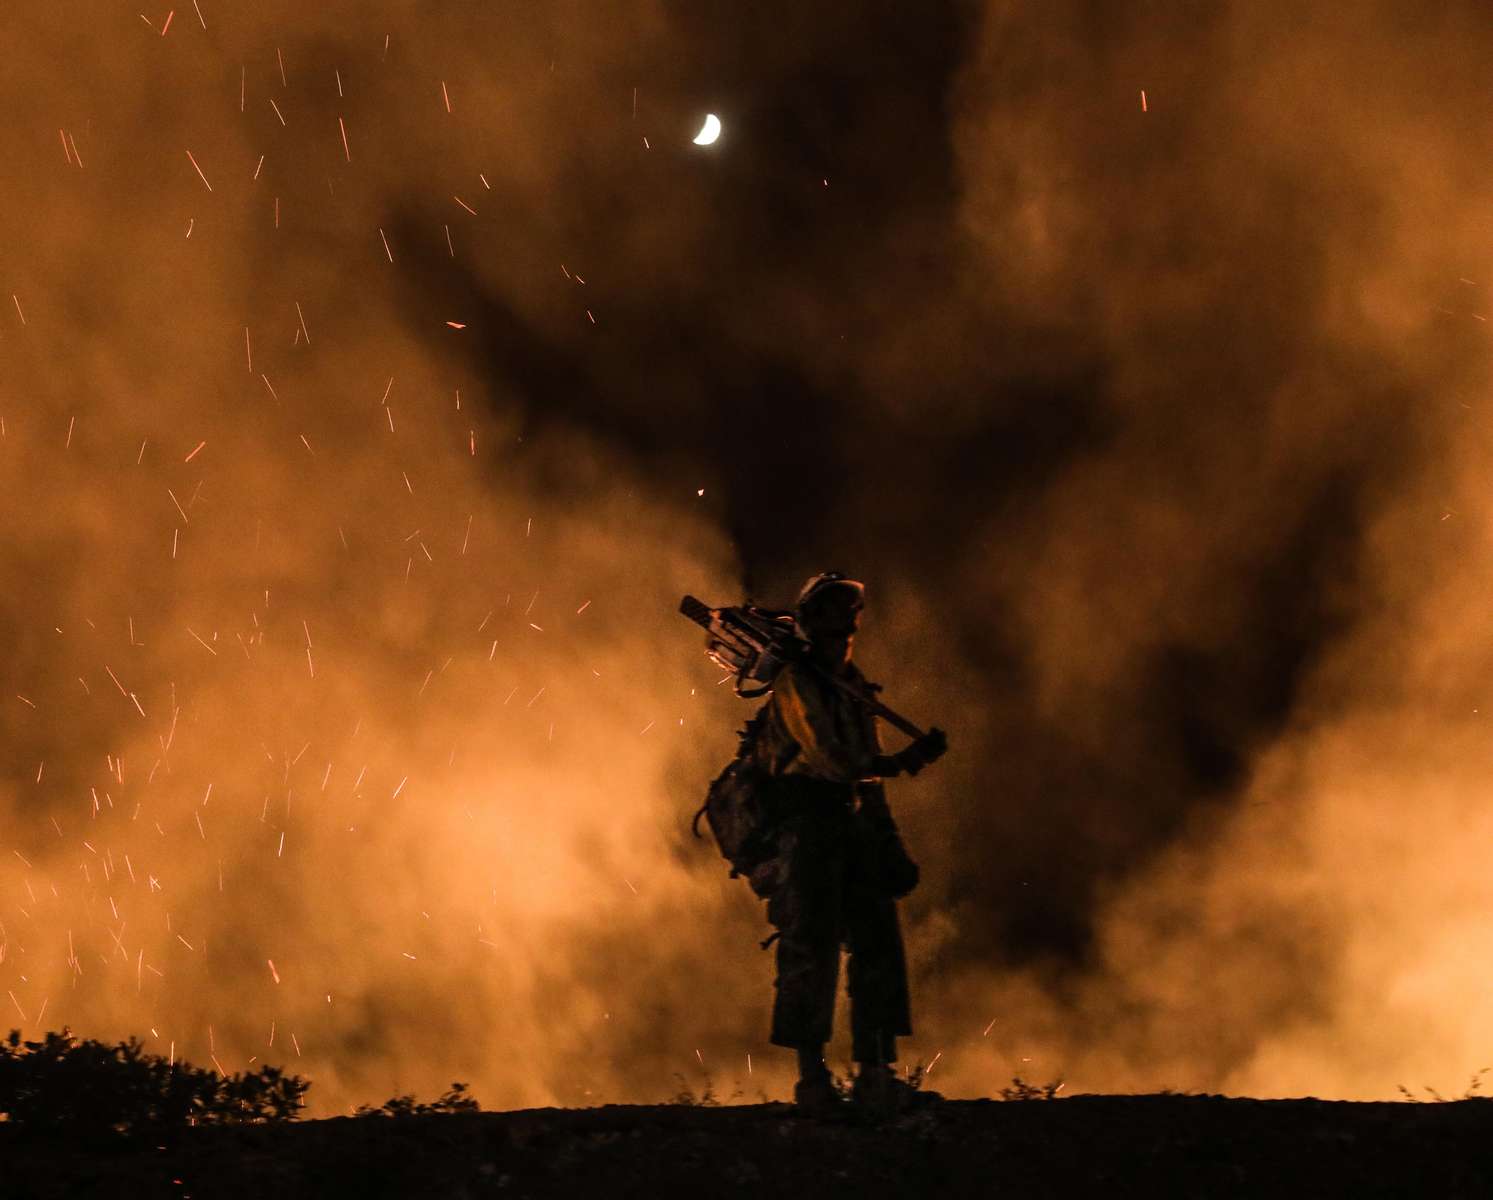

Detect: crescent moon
[692, 113, 721, 146]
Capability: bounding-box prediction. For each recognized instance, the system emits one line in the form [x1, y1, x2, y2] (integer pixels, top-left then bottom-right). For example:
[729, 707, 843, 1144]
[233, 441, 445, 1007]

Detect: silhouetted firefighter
[681, 573, 948, 1116]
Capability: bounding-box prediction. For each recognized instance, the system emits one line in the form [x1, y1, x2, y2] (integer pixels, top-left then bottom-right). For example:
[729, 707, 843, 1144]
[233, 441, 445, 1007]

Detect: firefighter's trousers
[763, 780, 912, 1064]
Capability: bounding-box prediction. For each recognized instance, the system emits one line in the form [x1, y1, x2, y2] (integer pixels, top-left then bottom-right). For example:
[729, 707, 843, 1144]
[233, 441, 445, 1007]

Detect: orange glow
[4, 1, 1493, 1119]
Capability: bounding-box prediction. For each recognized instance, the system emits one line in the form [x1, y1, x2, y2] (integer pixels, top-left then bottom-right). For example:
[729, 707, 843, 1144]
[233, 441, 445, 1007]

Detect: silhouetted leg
[845, 892, 911, 1066]
[768, 813, 847, 1052]
[795, 1043, 829, 1082]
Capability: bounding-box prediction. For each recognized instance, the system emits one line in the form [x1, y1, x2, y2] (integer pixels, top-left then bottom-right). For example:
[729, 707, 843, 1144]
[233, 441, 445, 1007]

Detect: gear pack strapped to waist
[691, 706, 778, 879]
[691, 697, 857, 875]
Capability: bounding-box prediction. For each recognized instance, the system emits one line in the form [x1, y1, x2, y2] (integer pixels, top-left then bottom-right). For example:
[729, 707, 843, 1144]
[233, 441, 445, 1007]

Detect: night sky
[5, 2, 1493, 1110]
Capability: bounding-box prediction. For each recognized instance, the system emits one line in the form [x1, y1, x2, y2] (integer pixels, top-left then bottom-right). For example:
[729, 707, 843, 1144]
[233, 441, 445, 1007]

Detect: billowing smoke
[1, 2, 753, 1112]
[926, 0, 1493, 1097]
[2, 0, 1492, 1111]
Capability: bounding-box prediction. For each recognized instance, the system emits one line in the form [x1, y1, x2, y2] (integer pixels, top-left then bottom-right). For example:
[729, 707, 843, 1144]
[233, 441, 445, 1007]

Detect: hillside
[6, 1094, 1493, 1198]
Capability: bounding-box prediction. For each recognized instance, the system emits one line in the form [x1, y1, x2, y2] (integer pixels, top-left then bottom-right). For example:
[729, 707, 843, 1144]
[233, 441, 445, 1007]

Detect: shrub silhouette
[998, 1075, 1066, 1101]
[0, 1028, 308, 1137]
[354, 1081, 480, 1117]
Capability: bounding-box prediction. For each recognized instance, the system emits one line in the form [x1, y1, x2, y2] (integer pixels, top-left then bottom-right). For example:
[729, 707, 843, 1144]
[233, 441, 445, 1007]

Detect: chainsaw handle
[820, 671, 925, 741]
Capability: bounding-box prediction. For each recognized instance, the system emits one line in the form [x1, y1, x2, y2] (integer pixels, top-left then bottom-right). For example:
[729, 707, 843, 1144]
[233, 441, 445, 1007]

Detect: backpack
[691, 705, 778, 879]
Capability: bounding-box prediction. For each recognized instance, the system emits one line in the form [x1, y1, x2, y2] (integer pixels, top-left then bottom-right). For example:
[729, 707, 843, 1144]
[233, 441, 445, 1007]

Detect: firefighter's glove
[892, 746, 925, 777]
[918, 727, 948, 763]
[894, 728, 948, 777]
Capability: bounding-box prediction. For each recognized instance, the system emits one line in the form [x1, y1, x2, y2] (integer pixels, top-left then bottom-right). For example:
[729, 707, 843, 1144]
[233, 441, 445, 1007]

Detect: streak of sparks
[167, 487, 190, 524]
[184, 149, 213, 191]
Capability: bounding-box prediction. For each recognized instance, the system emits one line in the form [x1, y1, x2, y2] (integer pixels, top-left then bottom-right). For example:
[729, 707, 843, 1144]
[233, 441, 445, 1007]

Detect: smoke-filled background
[5, 0, 1493, 1111]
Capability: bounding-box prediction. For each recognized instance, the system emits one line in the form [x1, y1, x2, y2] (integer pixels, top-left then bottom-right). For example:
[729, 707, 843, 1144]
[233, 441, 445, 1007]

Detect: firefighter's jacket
[764, 660, 883, 783]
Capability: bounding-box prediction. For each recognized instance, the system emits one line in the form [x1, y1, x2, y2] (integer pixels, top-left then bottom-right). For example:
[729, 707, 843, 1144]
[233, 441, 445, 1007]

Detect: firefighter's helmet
[795, 572, 865, 633]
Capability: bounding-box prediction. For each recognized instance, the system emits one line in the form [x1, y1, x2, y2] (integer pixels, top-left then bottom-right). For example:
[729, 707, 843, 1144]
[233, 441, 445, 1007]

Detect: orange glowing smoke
[0, 4, 756, 1114]
[4, 1, 1493, 1116]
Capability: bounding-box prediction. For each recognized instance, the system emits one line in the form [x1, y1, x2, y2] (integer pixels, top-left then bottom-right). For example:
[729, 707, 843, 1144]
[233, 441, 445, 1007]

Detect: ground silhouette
[7, 1092, 1493, 1198]
[7, 1032, 1493, 1197]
